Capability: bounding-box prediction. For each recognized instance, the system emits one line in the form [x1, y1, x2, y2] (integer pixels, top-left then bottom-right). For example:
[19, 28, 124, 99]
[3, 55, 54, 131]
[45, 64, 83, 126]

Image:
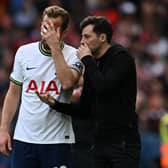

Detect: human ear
[100, 33, 106, 42]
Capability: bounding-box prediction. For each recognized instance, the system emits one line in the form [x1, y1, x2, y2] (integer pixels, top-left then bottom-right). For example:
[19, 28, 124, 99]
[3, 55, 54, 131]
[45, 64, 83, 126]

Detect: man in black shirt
[37, 16, 141, 168]
[69, 76, 94, 168]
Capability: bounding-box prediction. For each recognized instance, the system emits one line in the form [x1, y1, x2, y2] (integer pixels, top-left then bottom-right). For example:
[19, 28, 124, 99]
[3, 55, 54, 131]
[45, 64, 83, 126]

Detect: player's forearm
[51, 47, 77, 90]
[0, 91, 20, 131]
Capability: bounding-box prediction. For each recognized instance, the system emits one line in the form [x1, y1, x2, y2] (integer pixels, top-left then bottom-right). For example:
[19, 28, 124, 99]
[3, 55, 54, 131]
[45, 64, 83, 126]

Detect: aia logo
[26, 80, 59, 94]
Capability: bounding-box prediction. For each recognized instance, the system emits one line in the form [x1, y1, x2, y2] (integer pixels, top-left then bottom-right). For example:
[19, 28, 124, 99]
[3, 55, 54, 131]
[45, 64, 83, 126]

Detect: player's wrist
[50, 46, 62, 56]
[0, 126, 9, 132]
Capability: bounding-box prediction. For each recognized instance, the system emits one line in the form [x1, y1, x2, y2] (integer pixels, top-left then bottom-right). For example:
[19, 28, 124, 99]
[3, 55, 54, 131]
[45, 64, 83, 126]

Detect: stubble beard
[92, 45, 101, 58]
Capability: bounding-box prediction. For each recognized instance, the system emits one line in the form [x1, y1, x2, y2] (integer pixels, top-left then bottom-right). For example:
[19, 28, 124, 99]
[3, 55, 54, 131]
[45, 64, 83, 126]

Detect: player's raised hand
[41, 20, 61, 49]
[35, 91, 56, 107]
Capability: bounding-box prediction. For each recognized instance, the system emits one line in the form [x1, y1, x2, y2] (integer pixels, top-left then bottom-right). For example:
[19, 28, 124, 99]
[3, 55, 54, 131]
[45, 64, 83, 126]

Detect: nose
[80, 37, 85, 45]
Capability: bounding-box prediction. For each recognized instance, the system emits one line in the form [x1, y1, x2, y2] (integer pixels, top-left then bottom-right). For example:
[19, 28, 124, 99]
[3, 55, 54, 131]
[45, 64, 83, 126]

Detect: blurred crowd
[0, 0, 168, 167]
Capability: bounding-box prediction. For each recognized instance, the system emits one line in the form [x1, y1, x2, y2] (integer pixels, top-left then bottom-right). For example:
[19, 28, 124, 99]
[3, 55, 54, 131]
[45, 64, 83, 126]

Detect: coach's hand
[77, 43, 92, 59]
[0, 128, 12, 156]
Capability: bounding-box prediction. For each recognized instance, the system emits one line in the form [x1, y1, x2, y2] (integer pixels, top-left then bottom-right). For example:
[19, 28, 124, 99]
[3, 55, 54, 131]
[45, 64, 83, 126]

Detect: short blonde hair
[43, 5, 70, 31]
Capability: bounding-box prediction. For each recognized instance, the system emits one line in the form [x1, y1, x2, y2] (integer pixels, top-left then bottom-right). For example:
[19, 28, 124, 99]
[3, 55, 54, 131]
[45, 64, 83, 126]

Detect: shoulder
[15, 41, 39, 61]
[110, 42, 133, 59]
[110, 42, 129, 54]
[63, 43, 77, 54]
[17, 41, 39, 52]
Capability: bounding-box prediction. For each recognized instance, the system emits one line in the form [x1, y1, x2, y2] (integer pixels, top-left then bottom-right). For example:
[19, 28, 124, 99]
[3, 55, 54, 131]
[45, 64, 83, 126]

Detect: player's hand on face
[0, 129, 12, 156]
[77, 43, 92, 59]
[41, 20, 61, 49]
[35, 91, 56, 107]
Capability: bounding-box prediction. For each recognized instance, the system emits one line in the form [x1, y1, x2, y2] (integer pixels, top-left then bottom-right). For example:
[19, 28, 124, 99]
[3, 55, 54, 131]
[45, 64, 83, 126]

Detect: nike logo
[26, 67, 37, 70]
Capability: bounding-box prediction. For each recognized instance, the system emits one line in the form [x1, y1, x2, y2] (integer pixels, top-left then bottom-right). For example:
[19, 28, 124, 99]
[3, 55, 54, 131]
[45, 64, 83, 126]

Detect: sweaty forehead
[42, 15, 63, 27]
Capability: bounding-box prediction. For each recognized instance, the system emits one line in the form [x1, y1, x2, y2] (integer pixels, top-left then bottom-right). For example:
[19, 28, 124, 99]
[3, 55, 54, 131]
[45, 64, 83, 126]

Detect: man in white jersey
[0, 5, 83, 168]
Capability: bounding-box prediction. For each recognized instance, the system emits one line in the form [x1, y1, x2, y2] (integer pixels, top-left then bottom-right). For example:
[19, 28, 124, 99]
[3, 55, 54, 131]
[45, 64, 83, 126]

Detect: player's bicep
[8, 82, 22, 97]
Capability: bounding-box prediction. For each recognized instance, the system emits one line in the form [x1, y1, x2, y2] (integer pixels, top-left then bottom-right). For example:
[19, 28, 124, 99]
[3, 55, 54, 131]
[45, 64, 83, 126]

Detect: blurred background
[0, 0, 168, 168]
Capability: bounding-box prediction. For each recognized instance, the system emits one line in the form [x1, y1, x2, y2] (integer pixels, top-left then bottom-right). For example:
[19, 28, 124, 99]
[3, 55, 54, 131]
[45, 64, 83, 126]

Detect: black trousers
[71, 144, 94, 168]
[93, 142, 141, 168]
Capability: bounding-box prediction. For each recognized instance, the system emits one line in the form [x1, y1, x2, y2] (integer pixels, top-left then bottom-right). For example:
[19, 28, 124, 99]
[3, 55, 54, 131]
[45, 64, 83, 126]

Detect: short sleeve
[10, 47, 24, 85]
[68, 50, 83, 75]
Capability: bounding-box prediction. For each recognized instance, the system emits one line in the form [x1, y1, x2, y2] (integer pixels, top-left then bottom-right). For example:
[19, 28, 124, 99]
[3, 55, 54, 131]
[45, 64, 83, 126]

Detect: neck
[95, 43, 111, 59]
[41, 40, 64, 52]
[41, 41, 50, 52]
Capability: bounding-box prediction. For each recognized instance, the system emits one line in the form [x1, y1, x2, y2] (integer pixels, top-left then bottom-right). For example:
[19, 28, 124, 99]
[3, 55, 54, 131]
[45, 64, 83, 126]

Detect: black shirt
[53, 42, 140, 145]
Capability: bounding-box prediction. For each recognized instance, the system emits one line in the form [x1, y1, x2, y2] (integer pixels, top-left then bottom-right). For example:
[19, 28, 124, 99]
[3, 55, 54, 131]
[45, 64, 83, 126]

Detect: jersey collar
[39, 41, 64, 57]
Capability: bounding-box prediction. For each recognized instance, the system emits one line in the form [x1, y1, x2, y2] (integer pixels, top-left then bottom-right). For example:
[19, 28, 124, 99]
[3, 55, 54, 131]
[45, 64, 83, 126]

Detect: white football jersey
[10, 41, 83, 144]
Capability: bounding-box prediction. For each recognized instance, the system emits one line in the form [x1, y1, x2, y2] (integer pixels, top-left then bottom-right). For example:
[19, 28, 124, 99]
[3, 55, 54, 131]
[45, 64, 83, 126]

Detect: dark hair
[80, 16, 113, 43]
[43, 5, 69, 31]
